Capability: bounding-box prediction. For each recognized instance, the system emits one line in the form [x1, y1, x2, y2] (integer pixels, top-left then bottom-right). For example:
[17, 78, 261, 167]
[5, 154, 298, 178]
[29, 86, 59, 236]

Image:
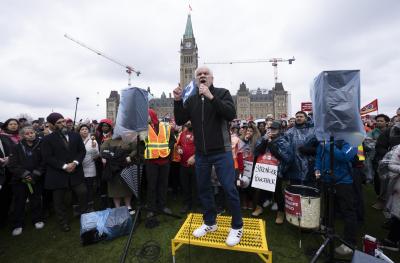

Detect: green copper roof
[183, 14, 194, 39]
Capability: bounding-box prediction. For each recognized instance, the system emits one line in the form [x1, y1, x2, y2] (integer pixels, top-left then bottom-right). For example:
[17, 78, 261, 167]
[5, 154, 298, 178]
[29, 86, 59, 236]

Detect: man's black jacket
[41, 131, 86, 190]
[174, 85, 236, 155]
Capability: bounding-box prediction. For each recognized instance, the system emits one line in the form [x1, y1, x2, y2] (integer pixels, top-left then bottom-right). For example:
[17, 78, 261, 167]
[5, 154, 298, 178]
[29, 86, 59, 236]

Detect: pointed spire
[183, 14, 194, 39]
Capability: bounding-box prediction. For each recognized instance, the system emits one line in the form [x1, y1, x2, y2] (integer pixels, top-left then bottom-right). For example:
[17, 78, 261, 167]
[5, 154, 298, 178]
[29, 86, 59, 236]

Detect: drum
[285, 185, 320, 229]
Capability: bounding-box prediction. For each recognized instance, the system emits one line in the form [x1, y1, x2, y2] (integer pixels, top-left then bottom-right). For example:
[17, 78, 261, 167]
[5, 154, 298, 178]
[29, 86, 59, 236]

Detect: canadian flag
[360, 99, 378, 115]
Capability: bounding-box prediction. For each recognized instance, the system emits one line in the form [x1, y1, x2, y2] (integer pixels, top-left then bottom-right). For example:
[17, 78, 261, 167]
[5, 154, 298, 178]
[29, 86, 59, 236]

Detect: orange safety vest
[144, 122, 171, 159]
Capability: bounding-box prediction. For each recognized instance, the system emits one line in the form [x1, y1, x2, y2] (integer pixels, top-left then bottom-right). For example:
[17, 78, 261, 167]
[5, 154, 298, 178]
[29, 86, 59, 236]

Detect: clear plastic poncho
[283, 124, 316, 182]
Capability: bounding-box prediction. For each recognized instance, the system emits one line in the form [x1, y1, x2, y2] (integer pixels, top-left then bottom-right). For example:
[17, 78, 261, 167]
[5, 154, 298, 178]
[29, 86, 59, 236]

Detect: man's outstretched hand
[173, 84, 183, 101]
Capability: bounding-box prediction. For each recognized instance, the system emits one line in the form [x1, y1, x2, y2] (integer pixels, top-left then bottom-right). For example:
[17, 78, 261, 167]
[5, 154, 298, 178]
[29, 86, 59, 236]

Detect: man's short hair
[375, 114, 390, 123]
[295, 111, 308, 118]
[195, 66, 213, 77]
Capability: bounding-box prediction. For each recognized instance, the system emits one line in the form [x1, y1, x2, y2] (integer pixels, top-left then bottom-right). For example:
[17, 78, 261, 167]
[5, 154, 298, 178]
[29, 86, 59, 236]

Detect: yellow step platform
[171, 213, 272, 263]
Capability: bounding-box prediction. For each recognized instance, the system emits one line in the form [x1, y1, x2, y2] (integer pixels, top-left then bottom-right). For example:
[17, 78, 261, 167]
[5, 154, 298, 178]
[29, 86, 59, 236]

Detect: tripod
[310, 136, 354, 263]
[120, 135, 181, 263]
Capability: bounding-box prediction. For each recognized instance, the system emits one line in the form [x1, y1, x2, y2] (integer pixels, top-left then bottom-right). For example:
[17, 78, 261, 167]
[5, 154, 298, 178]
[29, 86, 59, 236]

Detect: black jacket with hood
[174, 85, 236, 155]
[9, 138, 45, 184]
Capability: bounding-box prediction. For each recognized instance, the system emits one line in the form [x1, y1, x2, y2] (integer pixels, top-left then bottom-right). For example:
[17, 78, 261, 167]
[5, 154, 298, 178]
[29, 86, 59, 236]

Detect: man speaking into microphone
[173, 66, 243, 246]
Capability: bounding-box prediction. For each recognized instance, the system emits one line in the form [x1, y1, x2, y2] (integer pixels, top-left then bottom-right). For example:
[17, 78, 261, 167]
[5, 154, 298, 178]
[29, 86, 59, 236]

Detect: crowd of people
[0, 74, 399, 256]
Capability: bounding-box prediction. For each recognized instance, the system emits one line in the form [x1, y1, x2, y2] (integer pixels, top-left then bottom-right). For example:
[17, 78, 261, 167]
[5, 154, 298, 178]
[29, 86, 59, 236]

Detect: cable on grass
[130, 240, 161, 263]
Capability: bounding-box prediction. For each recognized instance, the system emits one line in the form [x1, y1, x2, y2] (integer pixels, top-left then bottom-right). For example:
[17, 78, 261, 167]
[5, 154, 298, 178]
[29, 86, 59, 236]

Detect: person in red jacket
[177, 122, 197, 214]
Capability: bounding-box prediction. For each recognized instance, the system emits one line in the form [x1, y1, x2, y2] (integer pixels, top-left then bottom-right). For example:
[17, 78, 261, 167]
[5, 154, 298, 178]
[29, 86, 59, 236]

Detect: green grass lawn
[0, 185, 399, 263]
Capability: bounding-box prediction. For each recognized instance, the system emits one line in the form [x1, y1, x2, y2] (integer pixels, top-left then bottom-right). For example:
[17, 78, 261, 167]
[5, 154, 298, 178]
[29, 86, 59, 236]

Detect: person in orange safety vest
[144, 109, 176, 217]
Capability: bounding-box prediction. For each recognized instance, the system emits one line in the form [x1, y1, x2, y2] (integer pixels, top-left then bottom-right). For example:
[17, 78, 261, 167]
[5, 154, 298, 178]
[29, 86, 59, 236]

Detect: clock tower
[180, 14, 198, 88]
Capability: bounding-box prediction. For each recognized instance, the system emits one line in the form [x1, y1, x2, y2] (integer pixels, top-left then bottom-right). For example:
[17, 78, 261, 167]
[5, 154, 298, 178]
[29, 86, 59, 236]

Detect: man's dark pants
[335, 184, 358, 246]
[53, 183, 87, 225]
[146, 162, 170, 210]
[195, 151, 243, 229]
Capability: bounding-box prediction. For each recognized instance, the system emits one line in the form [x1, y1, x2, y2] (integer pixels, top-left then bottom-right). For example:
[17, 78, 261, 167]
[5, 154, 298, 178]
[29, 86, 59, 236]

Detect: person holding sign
[253, 121, 291, 224]
[237, 123, 260, 210]
[173, 66, 243, 247]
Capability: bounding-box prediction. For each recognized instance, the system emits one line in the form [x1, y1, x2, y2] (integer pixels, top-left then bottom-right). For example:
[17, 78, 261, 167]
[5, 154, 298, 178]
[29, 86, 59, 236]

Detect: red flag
[189, 4, 192, 12]
[360, 99, 378, 115]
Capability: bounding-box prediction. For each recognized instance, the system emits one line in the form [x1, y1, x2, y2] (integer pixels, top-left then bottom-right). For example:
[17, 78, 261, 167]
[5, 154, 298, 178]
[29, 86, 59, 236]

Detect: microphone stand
[119, 134, 181, 263]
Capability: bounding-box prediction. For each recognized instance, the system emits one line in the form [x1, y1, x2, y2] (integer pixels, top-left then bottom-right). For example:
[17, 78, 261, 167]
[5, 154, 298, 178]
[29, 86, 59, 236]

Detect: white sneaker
[226, 227, 243, 247]
[34, 222, 45, 229]
[262, 199, 272, 208]
[128, 208, 136, 215]
[192, 224, 218, 238]
[271, 202, 278, 211]
[12, 227, 23, 236]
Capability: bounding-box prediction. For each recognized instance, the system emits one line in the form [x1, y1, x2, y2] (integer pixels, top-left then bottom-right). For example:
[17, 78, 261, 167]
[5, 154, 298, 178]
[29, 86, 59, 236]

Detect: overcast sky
[1, 0, 399, 122]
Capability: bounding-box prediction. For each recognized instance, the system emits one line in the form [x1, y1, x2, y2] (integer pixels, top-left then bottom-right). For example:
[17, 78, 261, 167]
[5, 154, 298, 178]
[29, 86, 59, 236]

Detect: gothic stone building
[234, 82, 288, 120]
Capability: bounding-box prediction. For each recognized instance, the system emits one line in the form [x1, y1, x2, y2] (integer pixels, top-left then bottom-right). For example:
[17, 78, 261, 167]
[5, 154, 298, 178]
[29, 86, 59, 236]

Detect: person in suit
[41, 113, 87, 232]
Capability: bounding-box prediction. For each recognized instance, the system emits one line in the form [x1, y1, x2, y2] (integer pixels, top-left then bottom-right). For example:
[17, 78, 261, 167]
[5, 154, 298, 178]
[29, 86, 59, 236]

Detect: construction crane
[64, 34, 141, 86]
[205, 56, 295, 84]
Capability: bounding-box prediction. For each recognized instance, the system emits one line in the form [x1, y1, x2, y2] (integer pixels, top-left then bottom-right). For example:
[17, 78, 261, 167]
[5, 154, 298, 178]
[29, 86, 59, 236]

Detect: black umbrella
[120, 165, 139, 198]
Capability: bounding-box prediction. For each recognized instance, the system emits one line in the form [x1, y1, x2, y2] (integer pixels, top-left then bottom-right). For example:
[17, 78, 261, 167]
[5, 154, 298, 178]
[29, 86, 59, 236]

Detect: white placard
[251, 162, 278, 192]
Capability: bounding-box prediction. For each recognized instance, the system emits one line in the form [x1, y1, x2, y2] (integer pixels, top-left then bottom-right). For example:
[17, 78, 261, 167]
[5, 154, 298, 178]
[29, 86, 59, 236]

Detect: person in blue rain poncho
[315, 139, 358, 256]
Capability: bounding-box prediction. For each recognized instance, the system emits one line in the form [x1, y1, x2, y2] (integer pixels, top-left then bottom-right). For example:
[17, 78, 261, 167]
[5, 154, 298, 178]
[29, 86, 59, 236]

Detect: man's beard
[59, 127, 68, 135]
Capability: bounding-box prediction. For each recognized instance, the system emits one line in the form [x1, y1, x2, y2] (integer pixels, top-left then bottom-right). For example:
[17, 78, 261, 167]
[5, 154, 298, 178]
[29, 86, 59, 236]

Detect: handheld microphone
[200, 79, 206, 101]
